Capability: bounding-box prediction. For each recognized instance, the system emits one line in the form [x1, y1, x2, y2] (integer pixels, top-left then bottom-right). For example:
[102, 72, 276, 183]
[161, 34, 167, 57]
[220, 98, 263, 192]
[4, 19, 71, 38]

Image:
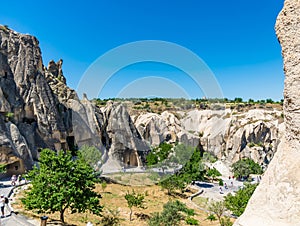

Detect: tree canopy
[231, 158, 263, 179]
[22, 149, 102, 223]
[124, 190, 146, 221]
[224, 183, 258, 216]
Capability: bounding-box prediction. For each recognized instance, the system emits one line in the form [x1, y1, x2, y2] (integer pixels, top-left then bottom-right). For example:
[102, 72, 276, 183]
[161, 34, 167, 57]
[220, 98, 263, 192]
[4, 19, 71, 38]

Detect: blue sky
[0, 0, 284, 100]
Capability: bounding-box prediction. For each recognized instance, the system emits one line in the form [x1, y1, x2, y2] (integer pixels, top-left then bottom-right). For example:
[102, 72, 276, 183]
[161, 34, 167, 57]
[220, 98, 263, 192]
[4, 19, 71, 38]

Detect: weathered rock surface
[0, 25, 286, 177]
[0, 26, 67, 170]
[135, 109, 283, 168]
[0, 26, 148, 173]
[234, 1, 300, 225]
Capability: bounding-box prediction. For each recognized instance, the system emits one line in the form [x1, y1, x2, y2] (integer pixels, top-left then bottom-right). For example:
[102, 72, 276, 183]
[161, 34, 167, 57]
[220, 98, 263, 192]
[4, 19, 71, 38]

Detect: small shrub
[220, 216, 233, 226]
[219, 179, 224, 186]
[207, 214, 217, 222]
[185, 217, 199, 225]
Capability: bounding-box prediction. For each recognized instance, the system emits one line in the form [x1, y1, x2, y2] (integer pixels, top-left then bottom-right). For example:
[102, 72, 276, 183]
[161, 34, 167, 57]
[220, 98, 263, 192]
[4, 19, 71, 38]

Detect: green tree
[206, 167, 222, 182]
[208, 201, 227, 225]
[231, 158, 263, 179]
[79, 145, 102, 168]
[178, 149, 206, 183]
[146, 151, 159, 166]
[124, 190, 146, 221]
[22, 149, 102, 223]
[159, 176, 185, 195]
[224, 183, 258, 216]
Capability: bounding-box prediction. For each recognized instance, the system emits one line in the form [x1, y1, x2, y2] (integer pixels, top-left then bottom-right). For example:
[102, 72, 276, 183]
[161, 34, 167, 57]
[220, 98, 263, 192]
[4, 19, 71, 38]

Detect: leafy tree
[208, 201, 226, 224]
[148, 200, 194, 226]
[231, 158, 263, 179]
[178, 148, 206, 183]
[156, 142, 173, 162]
[159, 176, 185, 195]
[224, 183, 258, 216]
[79, 145, 102, 168]
[146, 142, 173, 166]
[146, 151, 159, 166]
[124, 190, 146, 221]
[22, 149, 102, 223]
[206, 167, 222, 182]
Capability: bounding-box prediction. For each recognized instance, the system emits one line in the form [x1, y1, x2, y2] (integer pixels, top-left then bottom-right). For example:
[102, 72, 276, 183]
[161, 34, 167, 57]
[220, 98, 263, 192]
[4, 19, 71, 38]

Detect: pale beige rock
[234, 1, 300, 225]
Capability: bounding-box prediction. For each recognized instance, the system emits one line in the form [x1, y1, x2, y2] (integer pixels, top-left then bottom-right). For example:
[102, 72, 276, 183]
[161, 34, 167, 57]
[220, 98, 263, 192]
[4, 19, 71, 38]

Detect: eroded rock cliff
[135, 109, 283, 168]
[234, 1, 300, 225]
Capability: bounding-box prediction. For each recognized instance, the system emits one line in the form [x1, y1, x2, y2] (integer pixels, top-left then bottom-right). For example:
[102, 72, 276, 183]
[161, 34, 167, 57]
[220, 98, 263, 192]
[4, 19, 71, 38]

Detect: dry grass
[11, 182, 232, 226]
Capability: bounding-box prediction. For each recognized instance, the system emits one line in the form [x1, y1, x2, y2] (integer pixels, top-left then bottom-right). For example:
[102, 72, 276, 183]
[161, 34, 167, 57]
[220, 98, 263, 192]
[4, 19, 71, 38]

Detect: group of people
[219, 176, 235, 194]
[11, 174, 22, 186]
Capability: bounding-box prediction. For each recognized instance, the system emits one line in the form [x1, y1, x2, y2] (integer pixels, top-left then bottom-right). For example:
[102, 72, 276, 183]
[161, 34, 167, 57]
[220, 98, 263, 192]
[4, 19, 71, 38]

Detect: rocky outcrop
[135, 109, 283, 167]
[0, 26, 149, 174]
[0, 26, 68, 170]
[234, 1, 300, 225]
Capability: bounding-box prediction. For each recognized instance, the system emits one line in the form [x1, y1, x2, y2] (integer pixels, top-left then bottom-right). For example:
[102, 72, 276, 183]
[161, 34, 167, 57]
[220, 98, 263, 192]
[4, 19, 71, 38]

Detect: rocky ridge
[0, 25, 284, 175]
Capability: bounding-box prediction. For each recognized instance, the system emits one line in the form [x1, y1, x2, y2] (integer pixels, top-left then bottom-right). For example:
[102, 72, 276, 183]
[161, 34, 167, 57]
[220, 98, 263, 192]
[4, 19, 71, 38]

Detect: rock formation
[234, 1, 300, 225]
[0, 25, 286, 177]
[0, 26, 148, 174]
[135, 109, 283, 168]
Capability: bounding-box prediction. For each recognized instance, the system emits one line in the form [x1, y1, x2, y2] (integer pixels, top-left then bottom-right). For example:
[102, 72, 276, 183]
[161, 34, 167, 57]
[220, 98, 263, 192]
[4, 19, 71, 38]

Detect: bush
[185, 217, 199, 225]
[220, 216, 233, 226]
[219, 179, 224, 186]
[207, 214, 217, 222]
[148, 200, 194, 226]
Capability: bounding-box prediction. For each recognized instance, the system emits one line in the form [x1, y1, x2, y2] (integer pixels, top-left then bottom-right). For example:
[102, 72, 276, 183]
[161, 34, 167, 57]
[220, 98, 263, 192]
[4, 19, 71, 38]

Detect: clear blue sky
[0, 0, 284, 100]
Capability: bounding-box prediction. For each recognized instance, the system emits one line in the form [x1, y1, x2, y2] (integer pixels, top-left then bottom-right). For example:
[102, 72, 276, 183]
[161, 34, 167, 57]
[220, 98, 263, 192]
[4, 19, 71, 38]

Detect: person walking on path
[0, 194, 5, 217]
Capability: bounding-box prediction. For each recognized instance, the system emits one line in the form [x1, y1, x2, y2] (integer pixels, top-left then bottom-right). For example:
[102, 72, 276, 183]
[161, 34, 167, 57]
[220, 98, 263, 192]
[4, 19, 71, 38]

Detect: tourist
[11, 175, 16, 186]
[0, 194, 5, 217]
[224, 183, 228, 189]
[219, 187, 223, 194]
